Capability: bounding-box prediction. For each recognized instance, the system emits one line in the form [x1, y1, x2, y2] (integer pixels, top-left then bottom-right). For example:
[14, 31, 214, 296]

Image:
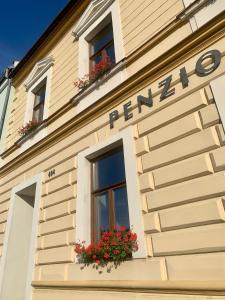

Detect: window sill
[16, 122, 47, 153]
[72, 59, 127, 113]
[68, 258, 164, 281]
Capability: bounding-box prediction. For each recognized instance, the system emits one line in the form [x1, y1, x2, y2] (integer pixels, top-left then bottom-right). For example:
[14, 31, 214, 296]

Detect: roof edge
[10, 0, 85, 78]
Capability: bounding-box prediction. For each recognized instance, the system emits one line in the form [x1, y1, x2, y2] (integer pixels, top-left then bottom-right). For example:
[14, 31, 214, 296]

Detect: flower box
[74, 226, 138, 267]
[74, 50, 113, 92]
[18, 120, 40, 137]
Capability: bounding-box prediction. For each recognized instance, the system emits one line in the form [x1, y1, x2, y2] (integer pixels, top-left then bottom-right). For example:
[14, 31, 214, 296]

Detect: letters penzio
[109, 49, 222, 129]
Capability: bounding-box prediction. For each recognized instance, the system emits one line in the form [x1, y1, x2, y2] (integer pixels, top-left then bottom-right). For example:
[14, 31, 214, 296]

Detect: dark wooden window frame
[89, 23, 115, 70]
[90, 147, 127, 243]
[32, 82, 46, 123]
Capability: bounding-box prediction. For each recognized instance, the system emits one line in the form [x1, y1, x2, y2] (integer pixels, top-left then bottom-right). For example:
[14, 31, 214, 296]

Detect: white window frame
[24, 69, 51, 125]
[75, 0, 125, 78]
[76, 127, 147, 259]
[210, 74, 225, 131]
[20, 58, 53, 152]
[72, 0, 127, 113]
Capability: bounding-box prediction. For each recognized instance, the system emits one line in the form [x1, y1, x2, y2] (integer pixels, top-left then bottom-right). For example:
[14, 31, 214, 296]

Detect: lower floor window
[91, 147, 130, 242]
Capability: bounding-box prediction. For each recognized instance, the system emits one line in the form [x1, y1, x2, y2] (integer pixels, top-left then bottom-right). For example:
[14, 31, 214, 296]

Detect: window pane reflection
[113, 186, 130, 229]
[93, 148, 125, 191]
[95, 192, 109, 240]
[90, 24, 113, 55]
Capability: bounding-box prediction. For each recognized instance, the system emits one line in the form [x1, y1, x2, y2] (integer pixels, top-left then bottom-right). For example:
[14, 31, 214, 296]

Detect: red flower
[97, 241, 104, 247]
[18, 119, 39, 136]
[130, 233, 137, 241]
[95, 245, 101, 252]
[104, 253, 110, 259]
[120, 226, 126, 231]
[74, 243, 81, 254]
[74, 226, 138, 266]
[75, 50, 113, 91]
[87, 249, 92, 255]
[103, 236, 109, 242]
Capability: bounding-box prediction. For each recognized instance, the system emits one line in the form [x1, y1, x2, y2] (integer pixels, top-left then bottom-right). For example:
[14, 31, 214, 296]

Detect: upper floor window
[89, 22, 115, 70]
[23, 57, 53, 129]
[19, 57, 53, 152]
[72, 0, 127, 113]
[32, 79, 46, 123]
[91, 147, 130, 242]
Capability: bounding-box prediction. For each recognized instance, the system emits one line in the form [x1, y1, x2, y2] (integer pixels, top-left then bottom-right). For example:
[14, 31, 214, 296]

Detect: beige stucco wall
[1, 1, 225, 299]
[4, 0, 188, 153]
[1, 44, 225, 290]
[32, 289, 225, 300]
[120, 0, 185, 55]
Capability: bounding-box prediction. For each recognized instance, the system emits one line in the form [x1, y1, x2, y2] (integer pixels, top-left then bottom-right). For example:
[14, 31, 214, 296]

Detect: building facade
[1, 0, 225, 299]
[0, 65, 15, 167]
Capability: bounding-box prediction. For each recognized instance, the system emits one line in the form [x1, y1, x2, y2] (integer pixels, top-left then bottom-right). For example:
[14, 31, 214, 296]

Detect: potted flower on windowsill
[18, 119, 40, 138]
[74, 226, 138, 268]
[74, 50, 114, 92]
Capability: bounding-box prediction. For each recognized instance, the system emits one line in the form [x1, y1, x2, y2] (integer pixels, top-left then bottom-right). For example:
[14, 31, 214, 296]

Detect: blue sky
[0, 0, 69, 72]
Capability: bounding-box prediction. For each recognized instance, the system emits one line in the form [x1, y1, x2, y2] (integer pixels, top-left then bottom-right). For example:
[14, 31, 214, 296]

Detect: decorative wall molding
[72, 0, 115, 40]
[24, 56, 54, 91]
[178, 0, 217, 21]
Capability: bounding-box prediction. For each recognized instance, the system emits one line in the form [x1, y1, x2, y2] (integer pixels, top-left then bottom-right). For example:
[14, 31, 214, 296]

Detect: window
[32, 80, 46, 123]
[91, 147, 130, 241]
[76, 127, 147, 258]
[89, 22, 115, 70]
[20, 57, 53, 152]
[72, 0, 127, 113]
[24, 56, 53, 126]
[0, 82, 10, 140]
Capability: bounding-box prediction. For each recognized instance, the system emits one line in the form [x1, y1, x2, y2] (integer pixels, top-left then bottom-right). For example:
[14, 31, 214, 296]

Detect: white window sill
[68, 258, 164, 281]
[17, 123, 47, 153]
[73, 60, 127, 113]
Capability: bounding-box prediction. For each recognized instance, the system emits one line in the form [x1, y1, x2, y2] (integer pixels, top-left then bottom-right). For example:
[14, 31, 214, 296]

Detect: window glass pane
[90, 53, 102, 69]
[93, 148, 125, 190]
[106, 43, 115, 64]
[34, 84, 46, 107]
[90, 24, 113, 55]
[32, 104, 44, 123]
[113, 186, 130, 229]
[90, 44, 115, 69]
[94, 192, 109, 240]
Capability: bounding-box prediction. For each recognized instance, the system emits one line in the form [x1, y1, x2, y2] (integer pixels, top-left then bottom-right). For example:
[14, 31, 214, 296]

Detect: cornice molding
[24, 56, 54, 91]
[1, 11, 225, 175]
[32, 280, 225, 295]
[177, 0, 217, 21]
[72, 0, 115, 40]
